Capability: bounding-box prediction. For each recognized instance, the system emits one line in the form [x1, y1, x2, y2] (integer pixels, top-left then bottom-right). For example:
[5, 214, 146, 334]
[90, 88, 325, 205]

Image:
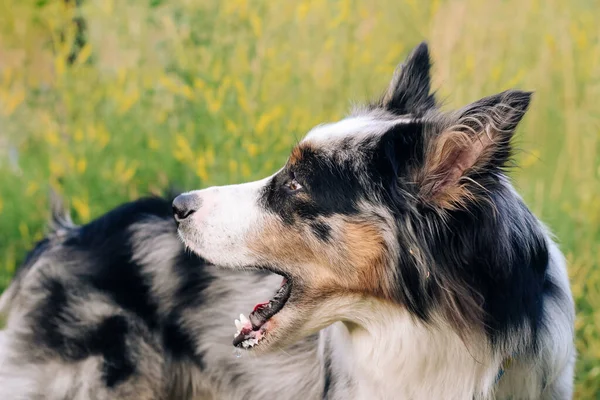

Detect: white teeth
[234, 314, 261, 349]
[241, 338, 260, 347]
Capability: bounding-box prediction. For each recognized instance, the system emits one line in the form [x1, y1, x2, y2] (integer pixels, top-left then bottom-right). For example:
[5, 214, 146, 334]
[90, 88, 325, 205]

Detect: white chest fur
[323, 305, 501, 400]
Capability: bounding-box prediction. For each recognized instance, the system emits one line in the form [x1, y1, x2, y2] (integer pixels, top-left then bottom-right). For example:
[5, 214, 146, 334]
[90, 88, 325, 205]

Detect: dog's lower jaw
[321, 304, 499, 400]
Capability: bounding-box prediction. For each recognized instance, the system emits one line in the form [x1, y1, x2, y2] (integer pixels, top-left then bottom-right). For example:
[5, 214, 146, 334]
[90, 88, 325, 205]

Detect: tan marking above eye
[288, 142, 316, 166]
[289, 146, 304, 165]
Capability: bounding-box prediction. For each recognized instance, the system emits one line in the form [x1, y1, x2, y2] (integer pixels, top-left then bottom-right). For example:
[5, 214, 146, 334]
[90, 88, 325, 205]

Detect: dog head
[175, 42, 532, 352]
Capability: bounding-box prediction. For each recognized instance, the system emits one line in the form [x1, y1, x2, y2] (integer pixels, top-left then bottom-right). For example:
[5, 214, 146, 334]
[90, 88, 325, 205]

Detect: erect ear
[417, 90, 532, 209]
[379, 42, 436, 116]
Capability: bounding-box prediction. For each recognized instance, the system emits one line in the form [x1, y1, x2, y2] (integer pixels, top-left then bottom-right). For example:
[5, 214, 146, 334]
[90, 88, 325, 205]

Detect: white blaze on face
[177, 176, 273, 267]
[304, 116, 413, 146]
[178, 115, 414, 269]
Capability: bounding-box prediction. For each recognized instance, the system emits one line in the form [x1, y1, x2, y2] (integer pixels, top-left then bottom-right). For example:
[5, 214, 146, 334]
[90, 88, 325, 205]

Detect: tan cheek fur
[342, 222, 392, 298]
[247, 216, 392, 300]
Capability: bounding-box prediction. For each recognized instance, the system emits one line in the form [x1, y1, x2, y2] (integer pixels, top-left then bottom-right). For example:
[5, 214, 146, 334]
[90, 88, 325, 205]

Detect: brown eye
[286, 178, 303, 192]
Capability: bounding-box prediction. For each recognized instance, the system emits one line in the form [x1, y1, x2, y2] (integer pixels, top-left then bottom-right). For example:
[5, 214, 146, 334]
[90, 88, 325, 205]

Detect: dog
[0, 43, 575, 399]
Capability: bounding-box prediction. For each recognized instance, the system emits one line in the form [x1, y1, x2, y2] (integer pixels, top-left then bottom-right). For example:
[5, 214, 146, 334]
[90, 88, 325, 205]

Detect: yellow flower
[544, 34, 556, 52]
[194, 78, 206, 91]
[19, 222, 30, 241]
[245, 142, 259, 157]
[490, 65, 502, 82]
[118, 88, 140, 114]
[225, 119, 239, 134]
[2, 87, 25, 116]
[249, 13, 262, 38]
[121, 163, 138, 183]
[204, 90, 221, 114]
[464, 54, 475, 74]
[174, 134, 195, 164]
[196, 158, 209, 182]
[25, 182, 39, 197]
[4, 245, 15, 274]
[234, 80, 251, 113]
[74, 129, 84, 142]
[241, 162, 252, 178]
[430, 0, 441, 16]
[521, 149, 540, 168]
[2, 68, 12, 85]
[76, 158, 87, 174]
[148, 137, 160, 150]
[102, 0, 115, 15]
[255, 114, 271, 135]
[256, 106, 283, 135]
[297, 3, 310, 21]
[50, 160, 65, 177]
[159, 75, 182, 95]
[75, 44, 93, 65]
[54, 57, 65, 77]
[205, 147, 216, 165]
[229, 159, 238, 176]
[96, 125, 111, 149]
[156, 111, 168, 124]
[72, 196, 91, 221]
[45, 130, 60, 146]
[181, 85, 194, 100]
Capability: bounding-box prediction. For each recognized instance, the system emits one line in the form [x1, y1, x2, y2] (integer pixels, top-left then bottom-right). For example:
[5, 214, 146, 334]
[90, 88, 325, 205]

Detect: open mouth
[233, 275, 292, 349]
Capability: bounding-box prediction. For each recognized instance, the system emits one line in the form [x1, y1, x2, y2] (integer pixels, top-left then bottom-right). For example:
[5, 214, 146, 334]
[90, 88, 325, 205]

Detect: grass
[0, 0, 598, 396]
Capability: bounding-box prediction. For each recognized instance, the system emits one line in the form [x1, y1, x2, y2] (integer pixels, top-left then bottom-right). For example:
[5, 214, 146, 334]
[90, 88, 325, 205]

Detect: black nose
[172, 193, 201, 221]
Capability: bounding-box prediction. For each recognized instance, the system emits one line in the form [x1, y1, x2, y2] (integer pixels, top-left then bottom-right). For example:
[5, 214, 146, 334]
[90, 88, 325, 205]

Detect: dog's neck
[322, 300, 501, 399]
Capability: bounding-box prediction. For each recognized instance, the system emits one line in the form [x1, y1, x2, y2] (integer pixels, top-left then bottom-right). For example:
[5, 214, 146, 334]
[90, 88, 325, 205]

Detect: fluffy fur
[0, 42, 575, 399]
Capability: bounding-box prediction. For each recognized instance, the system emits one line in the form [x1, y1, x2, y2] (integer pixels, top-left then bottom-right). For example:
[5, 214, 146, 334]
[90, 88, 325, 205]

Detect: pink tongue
[253, 302, 270, 313]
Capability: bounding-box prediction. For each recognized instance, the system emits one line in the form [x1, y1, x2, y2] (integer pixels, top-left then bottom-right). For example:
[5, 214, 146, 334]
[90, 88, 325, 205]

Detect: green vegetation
[0, 0, 598, 396]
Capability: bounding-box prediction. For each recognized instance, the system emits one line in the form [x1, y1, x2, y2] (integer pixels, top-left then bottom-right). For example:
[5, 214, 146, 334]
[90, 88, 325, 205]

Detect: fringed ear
[418, 90, 532, 209]
[379, 42, 437, 116]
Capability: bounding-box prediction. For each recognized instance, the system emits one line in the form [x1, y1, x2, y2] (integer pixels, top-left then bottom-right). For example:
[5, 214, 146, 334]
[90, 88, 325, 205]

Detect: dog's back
[0, 197, 179, 399]
[0, 196, 323, 400]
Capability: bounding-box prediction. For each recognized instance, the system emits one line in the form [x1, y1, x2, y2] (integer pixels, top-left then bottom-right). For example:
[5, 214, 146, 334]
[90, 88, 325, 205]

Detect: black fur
[30, 279, 136, 386]
[363, 84, 547, 346]
[162, 313, 202, 367]
[96, 316, 136, 387]
[162, 251, 214, 367]
[26, 197, 213, 383]
[377, 42, 437, 116]
[321, 351, 333, 400]
[31, 277, 77, 358]
[310, 221, 332, 242]
[260, 148, 361, 223]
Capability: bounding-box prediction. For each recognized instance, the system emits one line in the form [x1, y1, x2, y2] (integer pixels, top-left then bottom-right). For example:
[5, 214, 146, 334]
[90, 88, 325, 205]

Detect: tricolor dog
[0, 43, 575, 399]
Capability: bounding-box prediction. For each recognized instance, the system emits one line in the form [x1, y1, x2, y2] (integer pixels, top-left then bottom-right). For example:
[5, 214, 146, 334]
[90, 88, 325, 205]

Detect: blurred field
[0, 0, 598, 396]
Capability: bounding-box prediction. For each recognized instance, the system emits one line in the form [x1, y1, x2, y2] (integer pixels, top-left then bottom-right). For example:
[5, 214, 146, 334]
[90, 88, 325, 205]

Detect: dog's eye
[285, 173, 303, 192]
[286, 178, 303, 192]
